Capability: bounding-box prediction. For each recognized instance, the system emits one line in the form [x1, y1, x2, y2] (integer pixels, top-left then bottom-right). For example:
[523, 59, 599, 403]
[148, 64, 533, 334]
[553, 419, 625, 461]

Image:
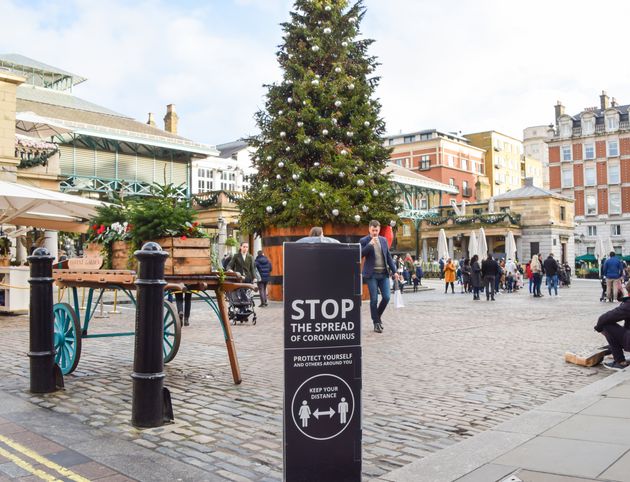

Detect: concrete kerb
[377, 369, 630, 482]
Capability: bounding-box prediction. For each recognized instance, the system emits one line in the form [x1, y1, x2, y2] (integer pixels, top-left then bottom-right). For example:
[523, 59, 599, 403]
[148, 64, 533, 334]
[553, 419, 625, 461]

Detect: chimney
[600, 90, 610, 110]
[611, 97, 618, 107]
[164, 104, 179, 134]
[524, 177, 534, 187]
[554, 101, 565, 124]
[147, 113, 156, 127]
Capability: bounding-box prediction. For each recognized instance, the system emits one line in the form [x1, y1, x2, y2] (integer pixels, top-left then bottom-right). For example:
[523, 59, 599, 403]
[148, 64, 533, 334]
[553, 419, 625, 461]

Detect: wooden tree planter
[154, 237, 212, 275]
[262, 224, 369, 301]
[111, 241, 132, 270]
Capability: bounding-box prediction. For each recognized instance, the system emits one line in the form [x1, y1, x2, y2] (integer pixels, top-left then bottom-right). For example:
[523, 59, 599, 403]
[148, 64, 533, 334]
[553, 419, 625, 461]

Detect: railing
[59, 176, 188, 198]
[572, 127, 582, 136]
[421, 212, 521, 227]
[193, 190, 246, 208]
[595, 124, 606, 134]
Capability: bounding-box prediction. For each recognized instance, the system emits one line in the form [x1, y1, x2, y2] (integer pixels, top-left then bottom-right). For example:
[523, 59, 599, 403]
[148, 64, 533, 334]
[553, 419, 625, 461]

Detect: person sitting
[296, 226, 340, 243]
[594, 280, 630, 370]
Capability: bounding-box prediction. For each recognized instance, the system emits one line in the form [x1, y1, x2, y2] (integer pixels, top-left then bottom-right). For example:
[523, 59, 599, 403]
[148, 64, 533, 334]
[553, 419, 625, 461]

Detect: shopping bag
[394, 283, 405, 308]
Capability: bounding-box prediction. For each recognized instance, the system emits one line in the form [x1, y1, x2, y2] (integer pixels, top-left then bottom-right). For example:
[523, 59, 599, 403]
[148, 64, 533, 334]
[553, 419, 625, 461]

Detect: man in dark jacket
[603, 252, 624, 302]
[543, 253, 559, 297]
[481, 253, 500, 301]
[255, 250, 271, 307]
[595, 280, 630, 370]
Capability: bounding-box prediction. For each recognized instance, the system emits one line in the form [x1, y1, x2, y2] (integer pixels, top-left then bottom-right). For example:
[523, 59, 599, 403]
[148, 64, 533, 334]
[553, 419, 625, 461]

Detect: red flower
[92, 224, 98, 231]
[180, 235, 188, 241]
[192, 221, 199, 227]
[97, 224, 106, 235]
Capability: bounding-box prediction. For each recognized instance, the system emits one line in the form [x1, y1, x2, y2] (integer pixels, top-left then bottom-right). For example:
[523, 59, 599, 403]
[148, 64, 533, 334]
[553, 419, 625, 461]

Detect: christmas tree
[239, 0, 398, 234]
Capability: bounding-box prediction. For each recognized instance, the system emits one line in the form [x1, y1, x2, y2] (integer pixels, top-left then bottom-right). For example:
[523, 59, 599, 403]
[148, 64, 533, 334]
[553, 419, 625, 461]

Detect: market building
[547, 91, 630, 258]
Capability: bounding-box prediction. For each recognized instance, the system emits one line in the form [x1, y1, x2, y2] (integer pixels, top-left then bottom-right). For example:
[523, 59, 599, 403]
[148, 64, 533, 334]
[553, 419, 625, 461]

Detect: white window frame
[584, 143, 595, 160]
[584, 165, 596, 186]
[611, 224, 622, 236]
[608, 163, 620, 184]
[609, 192, 621, 214]
[448, 155, 454, 167]
[461, 158, 467, 171]
[586, 193, 597, 215]
[607, 139, 619, 157]
[587, 225, 597, 236]
[582, 117, 595, 135]
[561, 145, 572, 161]
[606, 113, 619, 132]
[561, 167, 573, 188]
[560, 120, 572, 137]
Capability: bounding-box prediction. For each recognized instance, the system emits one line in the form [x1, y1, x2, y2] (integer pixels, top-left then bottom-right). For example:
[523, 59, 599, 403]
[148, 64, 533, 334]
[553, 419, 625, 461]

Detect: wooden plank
[216, 287, 242, 385]
[564, 346, 611, 367]
[172, 248, 211, 258]
[172, 238, 210, 248]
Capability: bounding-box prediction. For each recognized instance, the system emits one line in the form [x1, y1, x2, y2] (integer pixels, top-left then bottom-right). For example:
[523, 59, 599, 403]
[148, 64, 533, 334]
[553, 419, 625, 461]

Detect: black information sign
[283, 243, 362, 482]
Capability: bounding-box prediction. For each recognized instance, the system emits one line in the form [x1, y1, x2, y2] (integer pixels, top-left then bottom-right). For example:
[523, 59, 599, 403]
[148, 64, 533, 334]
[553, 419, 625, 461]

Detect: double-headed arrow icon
[313, 407, 336, 419]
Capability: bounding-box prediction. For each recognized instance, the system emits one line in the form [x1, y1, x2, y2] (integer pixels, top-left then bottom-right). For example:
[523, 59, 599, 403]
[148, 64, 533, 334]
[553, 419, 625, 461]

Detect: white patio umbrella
[15, 111, 73, 140]
[437, 228, 449, 260]
[604, 236, 615, 256]
[505, 230, 517, 261]
[0, 180, 105, 232]
[595, 236, 607, 260]
[478, 228, 488, 259]
[468, 230, 478, 258]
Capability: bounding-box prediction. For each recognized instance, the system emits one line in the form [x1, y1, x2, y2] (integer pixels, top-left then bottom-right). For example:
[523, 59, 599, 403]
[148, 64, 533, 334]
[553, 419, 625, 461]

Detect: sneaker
[373, 324, 382, 333]
[378, 322, 384, 331]
[603, 361, 629, 371]
[183, 318, 190, 327]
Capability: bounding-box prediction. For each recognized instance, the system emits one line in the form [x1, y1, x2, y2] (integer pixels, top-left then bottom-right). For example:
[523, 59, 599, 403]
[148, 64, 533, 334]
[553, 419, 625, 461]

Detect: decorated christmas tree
[239, 0, 398, 234]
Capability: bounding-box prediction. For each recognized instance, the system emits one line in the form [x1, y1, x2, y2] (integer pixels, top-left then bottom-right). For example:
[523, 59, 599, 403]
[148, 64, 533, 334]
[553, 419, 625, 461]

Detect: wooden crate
[154, 237, 212, 275]
[53, 269, 135, 285]
[111, 241, 132, 270]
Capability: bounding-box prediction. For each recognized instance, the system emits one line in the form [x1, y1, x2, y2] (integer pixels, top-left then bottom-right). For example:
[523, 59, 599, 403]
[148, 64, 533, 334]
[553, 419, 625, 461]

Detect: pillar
[422, 239, 428, 262]
[516, 236, 523, 263]
[217, 217, 227, 260]
[448, 237, 454, 259]
[43, 231, 58, 262]
[15, 228, 27, 265]
[0, 71, 25, 183]
[253, 236, 262, 255]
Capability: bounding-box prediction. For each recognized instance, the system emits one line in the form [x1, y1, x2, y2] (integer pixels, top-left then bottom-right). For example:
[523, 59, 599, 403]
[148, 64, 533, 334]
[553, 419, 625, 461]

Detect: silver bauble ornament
[316, 74, 321, 79]
[311, 45, 320, 52]
[319, 192, 326, 198]
[373, 189, 379, 196]
[280, 131, 286, 138]
[286, 146, 291, 152]
[311, 79, 319, 86]
[364, 121, 370, 127]
[266, 156, 272, 161]
[304, 137, 311, 144]
[348, 83, 355, 90]
[278, 110, 283, 115]
[335, 100, 342, 107]
[354, 215, 361, 222]
[357, 179, 365, 186]
[362, 205, 369, 212]
[332, 209, 339, 216]
[332, 118, 338, 125]
[278, 161, 285, 167]
[325, 5, 331, 11]
[302, 101, 307, 105]
[297, 121, 304, 127]
[342, 41, 348, 47]
[339, 172, 345, 178]
[266, 206, 273, 213]
[390, 220, 397, 227]
[322, 129, 329, 135]
[324, 27, 332, 34]
[346, 131, 354, 137]
[299, 204, 304, 209]
[287, 97, 293, 103]
[314, 162, 320, 167]
[349, 17, 357, 24]
[292, 174, 299, 180]
[282, 200, 287, 206]
[276, 174, 282, 179]
[340, 149, 348, 155]
[335, 67, 342, 73]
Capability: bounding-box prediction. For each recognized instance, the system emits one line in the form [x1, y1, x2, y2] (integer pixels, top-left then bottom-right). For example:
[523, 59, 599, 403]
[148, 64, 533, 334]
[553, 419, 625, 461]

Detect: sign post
[283, 242, 362, 481]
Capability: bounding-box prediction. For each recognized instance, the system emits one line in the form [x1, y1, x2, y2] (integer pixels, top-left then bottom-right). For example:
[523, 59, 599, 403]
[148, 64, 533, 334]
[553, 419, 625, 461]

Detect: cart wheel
[163, 301, 181, 363]
[53, 303, 82, 375]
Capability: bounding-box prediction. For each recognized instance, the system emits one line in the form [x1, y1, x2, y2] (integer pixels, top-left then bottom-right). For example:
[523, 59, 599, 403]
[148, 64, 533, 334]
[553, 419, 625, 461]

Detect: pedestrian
[360, 220, 399, 334]
[439, 257, 445, 280]
[602, 251, 624, 302]
[444, 258, 456, 294]
[255, 250, 271, 307]
[174, 291, 192, 326]
[415, 262, 423, 287]
[227, 242, 257, 283]
[470, 254, 482, 300]
[221, 253, 232, 270]
[462, 258, 472, 293]
[481, 253, 500, 301]
[531, 254, 543, 297]
[543, 253, 560, 297]
[526, 262, 533, 294]
[412, 273, 420, 292]
[594, 280, 630, 370]
[505, 258, 517, 293]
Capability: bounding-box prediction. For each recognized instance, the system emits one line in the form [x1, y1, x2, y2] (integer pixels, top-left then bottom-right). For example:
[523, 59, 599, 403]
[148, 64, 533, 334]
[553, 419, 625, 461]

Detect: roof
[384, 128, 471, 144]
[491, 183, 573, 202]
[567, 104, 630, 121]
[384, 162, 459, 194]
[0, 53, 86, 87]
[216, 140, 249, 158]
[18, 85, 123, 117]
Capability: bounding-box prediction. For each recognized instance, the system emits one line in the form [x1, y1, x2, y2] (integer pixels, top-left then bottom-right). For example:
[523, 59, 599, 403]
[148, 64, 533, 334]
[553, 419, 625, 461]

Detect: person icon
[338, 397, 349, 424]
[298, 400, 311, 428]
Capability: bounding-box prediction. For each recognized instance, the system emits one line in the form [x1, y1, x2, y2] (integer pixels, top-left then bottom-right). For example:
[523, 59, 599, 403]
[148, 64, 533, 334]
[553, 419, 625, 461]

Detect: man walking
[481, 253, 500, 301]
[360, 220, 399, 333]
[254, 250, 271, 307]
[543, 253, 560, 297]
[603, 251, 624, 302]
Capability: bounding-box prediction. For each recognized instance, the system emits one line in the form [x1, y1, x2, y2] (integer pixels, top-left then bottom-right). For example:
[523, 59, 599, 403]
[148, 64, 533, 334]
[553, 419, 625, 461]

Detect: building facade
[523, 125, 553, 188]
[465, 130, 524, 196]
[523, 155, 544, 188]
[547, 91, 630, 258]
[384, 129, 487, 204]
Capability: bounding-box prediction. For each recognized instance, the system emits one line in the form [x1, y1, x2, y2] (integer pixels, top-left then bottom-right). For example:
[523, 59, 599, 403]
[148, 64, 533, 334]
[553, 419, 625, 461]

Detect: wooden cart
[52, 269, 253, 384]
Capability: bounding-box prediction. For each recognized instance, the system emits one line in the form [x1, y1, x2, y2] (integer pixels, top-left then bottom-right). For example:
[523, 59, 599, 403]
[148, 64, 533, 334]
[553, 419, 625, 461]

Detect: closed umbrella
[505, 230, 517, 261]
[478, 228, 488, 259]
[437, 229, 449, 260]
[468, 230, 478, 258]
[604, 236, 615, 256]
[595, 236, 607, 260]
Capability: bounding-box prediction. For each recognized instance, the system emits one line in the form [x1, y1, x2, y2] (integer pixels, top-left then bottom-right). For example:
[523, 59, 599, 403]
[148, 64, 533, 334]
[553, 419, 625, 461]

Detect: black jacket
[543, 256, 559, 277]
[595, 298, 630, 332]
[255, 255, 272, 282]
[481, 258, 500, 277]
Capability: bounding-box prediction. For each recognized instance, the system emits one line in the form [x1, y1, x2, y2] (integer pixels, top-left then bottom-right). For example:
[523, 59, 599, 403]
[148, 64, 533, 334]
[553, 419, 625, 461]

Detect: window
[608, 164, 620, 184]
[449, 178, 455, 186]
[402, 224, 411, 237]
[606, 114, 619, 131]
[448, 155, 454, 167]
[405, 158, 411, 169]
[461, 158, 467, 171]
[582, 117, 594, 135]
[561, 145, 572, 161]
[587, 225, 597, 236]
[560, 121, 572, 137]
[609, 192, 621, 214]
[586, 193, 597, 215]
[560, 206, 566, 221]
[403, 135, 415, 143]
[611, 224, 622, 236]
[614, 246, 623, 255]
[607, 139, 619, 157]
[584, 143, 595, 159]
[561, 167, 573, 187]
[462, 180, 468, 190]
[420, 197, 428, 210]
[584, 166, 596, 186]
[530, 242, 540, 256]
[587, 247, 595, 255]
[420, 155, 430, 170]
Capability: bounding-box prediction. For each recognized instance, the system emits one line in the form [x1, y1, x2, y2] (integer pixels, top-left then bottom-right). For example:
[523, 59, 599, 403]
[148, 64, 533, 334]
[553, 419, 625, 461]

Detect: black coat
[255, 255, 272, 283]
[471, 261, 482, 288]
[481, 258, 500, 277]
[595, 298, 630, 350]
[543, 256, 559, 276]
[228, 253, 257, 283]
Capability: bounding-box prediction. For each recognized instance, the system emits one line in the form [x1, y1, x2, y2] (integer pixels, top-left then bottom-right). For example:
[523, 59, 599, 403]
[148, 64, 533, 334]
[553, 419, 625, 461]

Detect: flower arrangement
[87, 221, 132, 245]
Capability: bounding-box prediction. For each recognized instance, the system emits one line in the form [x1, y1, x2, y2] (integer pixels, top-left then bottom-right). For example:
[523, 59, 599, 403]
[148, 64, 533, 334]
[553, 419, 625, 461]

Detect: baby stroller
[226, 288, 257, 325]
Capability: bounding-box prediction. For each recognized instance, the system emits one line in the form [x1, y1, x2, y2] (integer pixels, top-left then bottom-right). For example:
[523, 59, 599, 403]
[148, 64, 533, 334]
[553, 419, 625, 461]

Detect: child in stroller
[226, 288, 257, 325]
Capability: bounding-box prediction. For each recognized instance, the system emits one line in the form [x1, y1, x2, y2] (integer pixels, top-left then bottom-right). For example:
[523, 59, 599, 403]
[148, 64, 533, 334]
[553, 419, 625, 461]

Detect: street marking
[0, 434, 90, 482]
[0, 445, 61, 481]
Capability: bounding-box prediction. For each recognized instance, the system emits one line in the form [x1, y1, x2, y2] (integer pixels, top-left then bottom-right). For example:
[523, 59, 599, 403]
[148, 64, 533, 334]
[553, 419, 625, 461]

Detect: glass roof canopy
[0, 53, 86, 92]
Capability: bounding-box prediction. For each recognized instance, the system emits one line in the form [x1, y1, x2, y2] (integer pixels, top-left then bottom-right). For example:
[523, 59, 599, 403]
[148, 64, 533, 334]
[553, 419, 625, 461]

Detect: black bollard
[131, 242, 173, 428]
[28, 247, 63, 393]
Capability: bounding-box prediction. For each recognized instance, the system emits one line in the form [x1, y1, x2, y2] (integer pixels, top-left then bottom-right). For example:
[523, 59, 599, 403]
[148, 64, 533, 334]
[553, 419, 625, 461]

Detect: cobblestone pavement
[0, 279, 612, 481]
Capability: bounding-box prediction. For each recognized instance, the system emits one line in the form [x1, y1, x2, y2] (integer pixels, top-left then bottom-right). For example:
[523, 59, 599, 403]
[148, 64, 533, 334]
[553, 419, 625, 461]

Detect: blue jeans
[547, 274, 558, 295]
[365, 272, 391, 324]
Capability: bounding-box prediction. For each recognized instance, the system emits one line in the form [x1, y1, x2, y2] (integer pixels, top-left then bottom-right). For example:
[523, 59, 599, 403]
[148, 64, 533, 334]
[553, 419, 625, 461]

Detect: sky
[2, 0, 630, 146]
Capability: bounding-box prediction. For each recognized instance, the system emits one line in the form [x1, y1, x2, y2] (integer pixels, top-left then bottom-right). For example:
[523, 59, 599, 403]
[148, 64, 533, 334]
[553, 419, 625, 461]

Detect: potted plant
[127, 184, 211, 275]
[85, 193, 130, 269]
[0, 237, 12, 267]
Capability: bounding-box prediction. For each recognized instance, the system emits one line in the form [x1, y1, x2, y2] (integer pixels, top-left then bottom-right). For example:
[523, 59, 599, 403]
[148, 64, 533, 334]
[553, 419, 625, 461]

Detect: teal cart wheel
[163, 301, 181, 363]
[53, 302, 82, 375]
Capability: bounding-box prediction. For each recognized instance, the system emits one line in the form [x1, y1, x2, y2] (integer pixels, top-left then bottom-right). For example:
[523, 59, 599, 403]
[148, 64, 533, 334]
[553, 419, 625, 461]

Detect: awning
[575, 254, 597, 263]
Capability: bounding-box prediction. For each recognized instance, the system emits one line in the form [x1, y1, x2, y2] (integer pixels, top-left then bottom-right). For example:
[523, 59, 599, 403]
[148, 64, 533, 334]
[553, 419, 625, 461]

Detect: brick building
[548, 91, 630, 257]
[384, 129, 488, 204]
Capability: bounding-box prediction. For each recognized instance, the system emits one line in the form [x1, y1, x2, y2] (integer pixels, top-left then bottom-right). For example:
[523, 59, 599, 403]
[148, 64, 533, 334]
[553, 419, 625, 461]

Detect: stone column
[15, 228, 27, 265]
[0, 71, 25, 183]
[43, 231, 58, 262]
[422, 239, 428, 262]
[448, 237, 454, 259]
[253, 236, 262, 255]
[217, 217, 227, 260]
[516, 236, 523, 262]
